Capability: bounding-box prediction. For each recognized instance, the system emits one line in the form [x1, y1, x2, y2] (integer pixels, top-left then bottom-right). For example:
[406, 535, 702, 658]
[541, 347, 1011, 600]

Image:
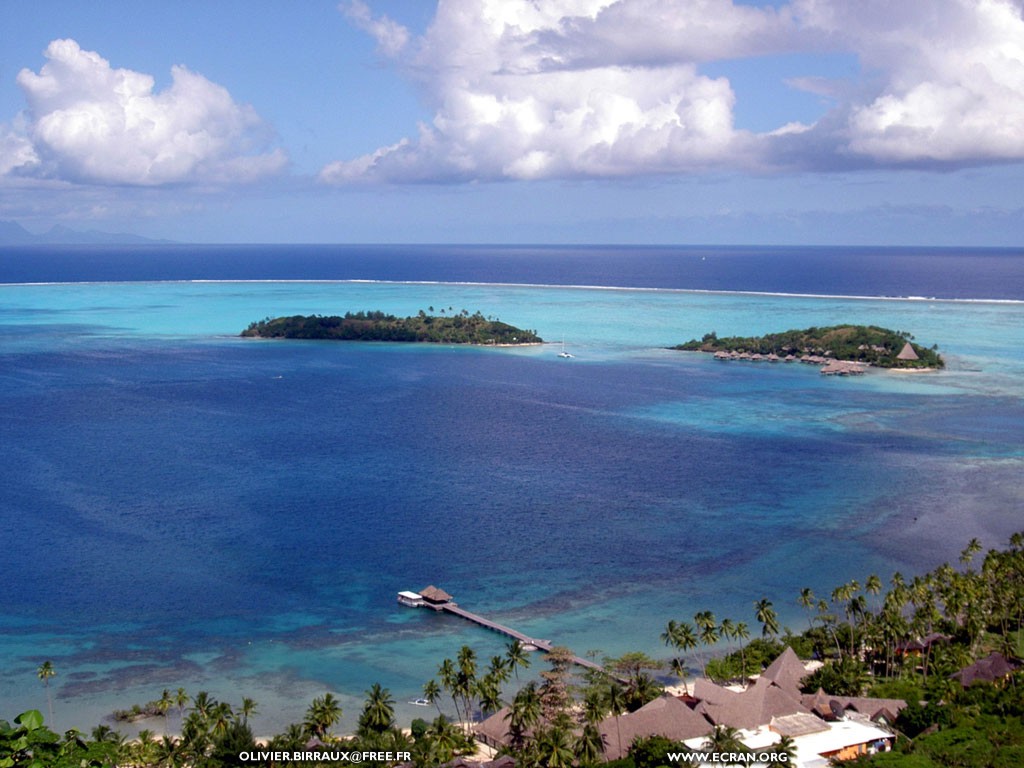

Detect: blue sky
[1, 0, 1023, 245]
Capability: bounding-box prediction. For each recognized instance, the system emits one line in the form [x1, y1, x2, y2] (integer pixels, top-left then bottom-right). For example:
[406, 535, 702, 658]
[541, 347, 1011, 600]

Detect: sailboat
[558, 340, 574, 358]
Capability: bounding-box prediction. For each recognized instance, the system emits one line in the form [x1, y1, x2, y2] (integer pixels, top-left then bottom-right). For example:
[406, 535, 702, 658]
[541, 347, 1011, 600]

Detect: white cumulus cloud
[324, 0, 771, 183]
[0, 124, 39, 176]
[328, 0, 1024, 182]
[11, 39, 286, 186]
[825, 0, 1024, 163]
[343, 0, 411, 56]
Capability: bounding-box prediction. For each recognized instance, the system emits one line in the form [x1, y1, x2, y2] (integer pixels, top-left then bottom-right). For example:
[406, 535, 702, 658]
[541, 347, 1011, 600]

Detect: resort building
[473, 645, 904, 767]
[419, 585, 454, 606]
[896, 342, 920, 361]
[894, 632, 948, 659]
[598, 694, 712, 762]
[397, 590, 424, 607]
[397, 585, 455, 609]
[951, 651, 1022, 687]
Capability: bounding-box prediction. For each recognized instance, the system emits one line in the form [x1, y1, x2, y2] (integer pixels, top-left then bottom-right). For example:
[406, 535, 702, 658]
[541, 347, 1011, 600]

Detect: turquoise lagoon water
[1, 276, 1022, 735]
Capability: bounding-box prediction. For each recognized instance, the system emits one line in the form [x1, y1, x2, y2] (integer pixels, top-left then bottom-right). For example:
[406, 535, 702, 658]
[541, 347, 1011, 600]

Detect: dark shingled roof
[895, 632, 948, 653]
[599, 694, 713, 761]
[475, 706, 515, 749]
[759, 646, 809, 694]
[951, 652, 1021, 687]
[802, 688, 907, 721]
[694, 678, 810, 731]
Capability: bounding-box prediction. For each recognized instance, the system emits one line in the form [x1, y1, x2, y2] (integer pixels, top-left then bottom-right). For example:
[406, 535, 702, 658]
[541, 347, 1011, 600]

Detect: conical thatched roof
[896, 342, 919, 361]
[419, 585, 453, 603]
[760, 646, 809, 694]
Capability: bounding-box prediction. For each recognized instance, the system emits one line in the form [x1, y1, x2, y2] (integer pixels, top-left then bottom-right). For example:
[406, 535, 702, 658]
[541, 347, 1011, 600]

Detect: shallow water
[1, 252, 1022, 735]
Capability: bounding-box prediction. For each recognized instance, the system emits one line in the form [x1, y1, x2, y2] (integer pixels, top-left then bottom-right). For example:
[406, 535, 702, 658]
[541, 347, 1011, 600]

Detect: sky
[1, 0, 1023, 245]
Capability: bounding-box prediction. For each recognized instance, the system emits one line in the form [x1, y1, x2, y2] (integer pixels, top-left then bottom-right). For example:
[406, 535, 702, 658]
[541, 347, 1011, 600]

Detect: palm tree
[817, 599, 843, 658]
[574, 722, 605, 767]
[154, 733, 182, 768]
[438, 657, 462, 724]
[693, 610, 717, 637]
[476, 674, 502, 718]
[798, 587, 817, 632]
[606, 681, 626, 757]
[174, 688, 189, 730]
[772, 734, 798, 762]
[506, 640, 531, 679]
[305, 693, 342, 740]
[37, 661, 56, 725]
[960, 537, 982, 566]
[665, 620, 699, 680]
[423, 678, 443, 718]
[426, 716, 460, 763]
[718, 618, 737, 680]
[698, 618, 720, 652]
[134, 729, 158, 765]
[661, 619, 681, 648]
[360, 683, 395, 734]
[239, 697, 258, 725]
[457, 645, 477, 679]
[454, 646, 478, 727]
[508, 682, 541, 750]
[754, 598, 779, 638]
[191, 691, 215, 723]
[582, 688, 608, 725]
[535, 726, 575, 768]
[669, 657, 690, 695]
[488, 654, 511, 685]
[271, 723, 307, 751]
[628, 672, 663, 709]
[704, 724, 747, 754]
[865, 574, 883, 610]
[210, 702, 233, 736]
[734, 622, 751, 685]
[157, 689, 173, 733]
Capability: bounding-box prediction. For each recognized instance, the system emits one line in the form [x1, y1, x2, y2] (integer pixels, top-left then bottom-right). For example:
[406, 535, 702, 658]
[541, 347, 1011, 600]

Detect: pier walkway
[399, 587, 623, 681]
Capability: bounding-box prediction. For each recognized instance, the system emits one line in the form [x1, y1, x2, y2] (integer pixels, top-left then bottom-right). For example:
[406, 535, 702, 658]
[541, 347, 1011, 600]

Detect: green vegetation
[241, 309, 542, 345]
[6, 533, 1022, 767]
[674, 324, 944, 368]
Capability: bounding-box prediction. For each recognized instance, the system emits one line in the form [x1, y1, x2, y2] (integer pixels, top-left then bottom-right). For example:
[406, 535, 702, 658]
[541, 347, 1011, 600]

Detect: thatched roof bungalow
[895, 632, 948, 656]
[599, 694, 713, 761]
[419, 585, 454, 605]
[758, 646, 811, 694]
[951, 652, 1021, 687]
[693, 677, 811, 731]
[896, 342, 919, 361]
[802, 688, 907, 723]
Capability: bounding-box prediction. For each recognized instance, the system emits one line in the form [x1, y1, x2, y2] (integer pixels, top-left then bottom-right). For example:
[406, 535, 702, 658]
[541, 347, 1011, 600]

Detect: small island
[241, 310, 543, 345]
[673, 324, 944, 374]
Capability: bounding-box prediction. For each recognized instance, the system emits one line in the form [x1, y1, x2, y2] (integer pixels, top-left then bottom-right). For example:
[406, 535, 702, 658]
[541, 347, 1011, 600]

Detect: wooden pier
[399, 586, 621, 680]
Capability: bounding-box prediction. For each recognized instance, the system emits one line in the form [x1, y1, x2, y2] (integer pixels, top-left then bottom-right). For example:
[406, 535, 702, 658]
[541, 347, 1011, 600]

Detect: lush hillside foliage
[8, 532, 1021, 767]
[674, 325, 944, 368]
[242, 310, 542, 345]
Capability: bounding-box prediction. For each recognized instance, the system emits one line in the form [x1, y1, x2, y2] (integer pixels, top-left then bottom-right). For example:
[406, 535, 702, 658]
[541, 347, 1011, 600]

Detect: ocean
[0, 244, 1022, 736]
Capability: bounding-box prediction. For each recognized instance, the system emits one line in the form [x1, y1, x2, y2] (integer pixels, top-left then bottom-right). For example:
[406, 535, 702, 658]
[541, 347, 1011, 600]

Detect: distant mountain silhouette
[0, 220, 175, 245]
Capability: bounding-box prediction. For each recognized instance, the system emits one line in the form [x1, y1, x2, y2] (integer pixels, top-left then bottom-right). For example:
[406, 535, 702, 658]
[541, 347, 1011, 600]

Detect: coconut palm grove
[3, 533, 1022, 767]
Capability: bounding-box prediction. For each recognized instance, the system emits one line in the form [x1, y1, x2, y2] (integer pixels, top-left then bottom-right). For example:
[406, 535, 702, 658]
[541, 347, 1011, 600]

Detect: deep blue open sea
[1, 244, 1022, 735]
